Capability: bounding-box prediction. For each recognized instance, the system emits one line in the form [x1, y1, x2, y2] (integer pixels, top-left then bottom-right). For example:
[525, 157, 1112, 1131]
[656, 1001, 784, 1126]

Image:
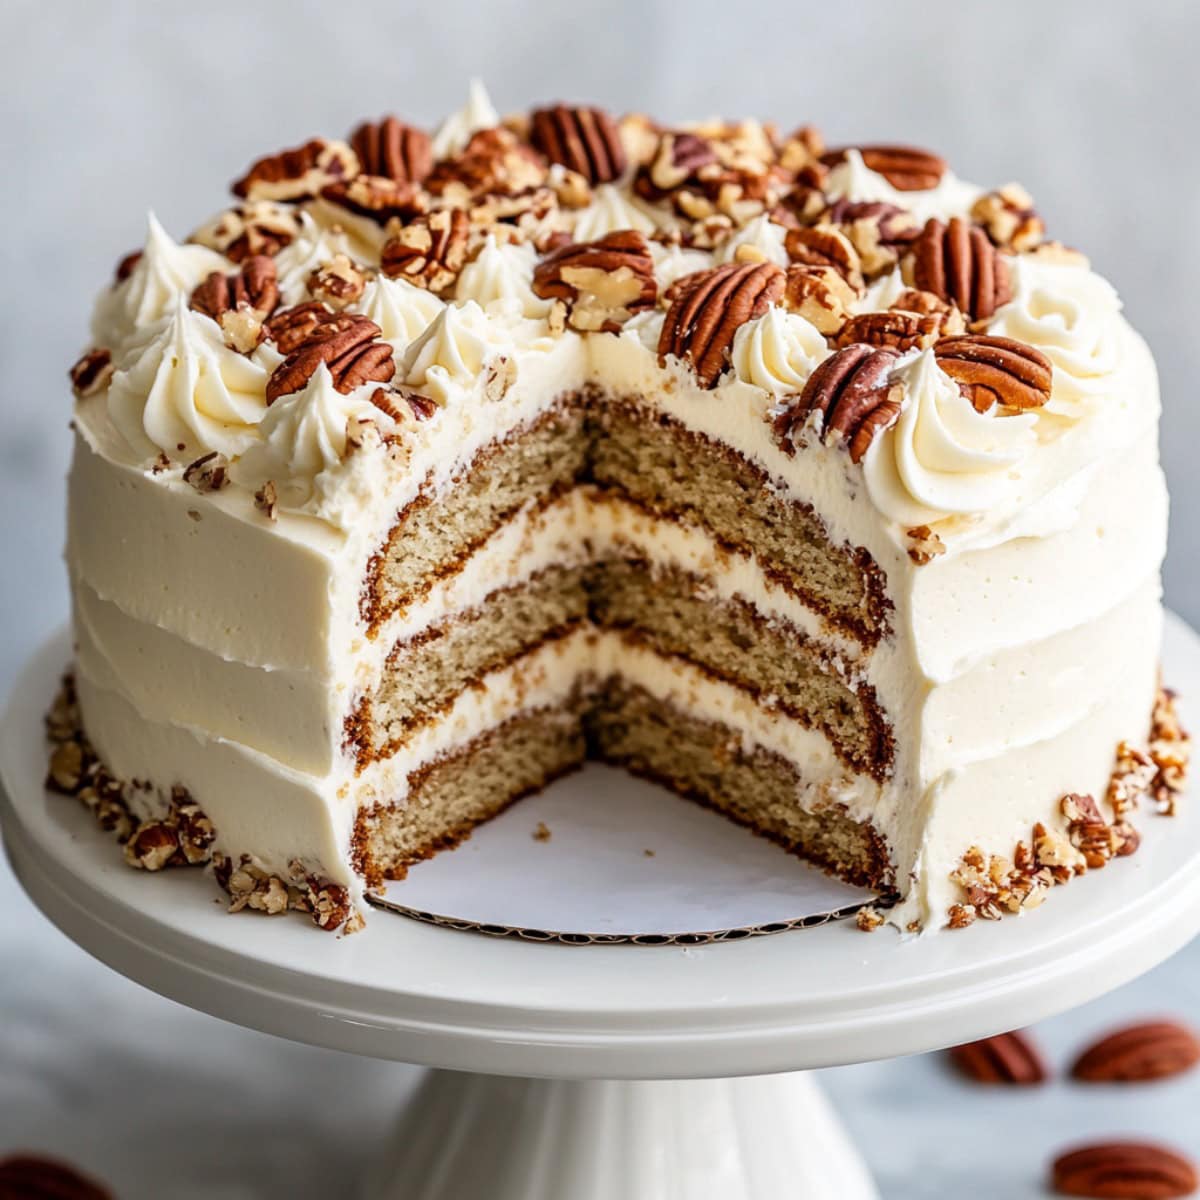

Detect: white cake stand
[4, 618, 1200, 1200]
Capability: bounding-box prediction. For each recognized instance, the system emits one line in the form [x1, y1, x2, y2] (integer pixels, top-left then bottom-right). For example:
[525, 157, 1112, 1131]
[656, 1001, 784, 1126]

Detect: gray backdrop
[3, 4, 1199, 1195]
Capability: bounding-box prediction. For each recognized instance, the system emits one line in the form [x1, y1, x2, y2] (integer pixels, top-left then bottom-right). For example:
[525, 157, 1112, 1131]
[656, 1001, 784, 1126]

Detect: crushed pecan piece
[908, 216, 1012, 321]
[855, 905, 885, 932]
[307, 253, 367, 310]
[1051, 1142, 1198, 1199]
[266, 315, 394, 403]
[254, 480, 278, 520]
[190, 201, 302, 262]
[319, 174, 426, 224]
[232, 137, 359, 202]
[380, 208, 470, 292]
[1073, 1022, 1200, 1084]
[784, 225, 863, 290]
[823, 200, 920, 278]
[427, 128, 546, 199]
[69, 348, 114, 397]
[773, 343, 901, 462]
[532, 230, 657, 332]
[349, 115, 433, 183]
[781, 265, 856, 334]
[369, 386, 438, 425]
[934, 334, 1053, 412]
[949, 1031, 1048, 1085]
[835, 309, 945, 353]
[905, 524, 946, 565]
[182, 451, 230, 493]
[972, 183, 1045, 252]
[530, 104, 626, 184]
[124, 819, 183, 871]
[823, 144, 946, 191]
[658, 262, 785, 388]
[189, 255, 280, 351]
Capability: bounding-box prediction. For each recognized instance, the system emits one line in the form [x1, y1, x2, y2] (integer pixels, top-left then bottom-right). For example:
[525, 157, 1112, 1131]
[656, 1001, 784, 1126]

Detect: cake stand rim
[3, 619, 1198, 1080]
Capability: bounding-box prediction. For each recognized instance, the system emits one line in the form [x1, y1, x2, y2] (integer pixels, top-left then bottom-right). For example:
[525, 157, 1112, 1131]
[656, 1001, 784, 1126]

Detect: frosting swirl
[399, 300, 513, 405]
[716, 215, 789, 267]
[431, 79, 499, 159]
[729, 306, 828, 394]
[107, 302, 271, 462]
[455, 235, 552, 318]
[360, 274, 445, 351]
[273, 213, 355, 305]
[571, 184, 660, 242]
[91, 214, 228, 353]
[825, 149, 981, 225]
[863, 348, 1037, 527]
[987, 257, 1125, 418]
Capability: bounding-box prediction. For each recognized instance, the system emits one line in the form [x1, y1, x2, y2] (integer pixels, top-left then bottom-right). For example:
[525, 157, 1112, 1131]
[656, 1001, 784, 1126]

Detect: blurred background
[3, 0, 1199, 1195]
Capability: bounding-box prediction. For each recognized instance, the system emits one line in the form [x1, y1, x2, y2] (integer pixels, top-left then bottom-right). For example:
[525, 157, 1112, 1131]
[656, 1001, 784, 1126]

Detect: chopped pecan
[380, 208, 470, 292]
[906, 524, 946, 565]
[835, 309, 945, 353]
[778, 124, 825, 173]
[69, 348, 114, 397]
[266, 315, 394, 404]
[530, 104, 626, 184]
[907, 216, 1012, 321]
[319, 174, 426, 224]
[124, 819, 183, 871]
[232, 137, 360, 202]
[972, 183, 1045, 252]
[891, 287, 960, 319]
[658, 262, 785, 388]
[1073, 1022, 1200, 1084]
[1062, 792, 1122, 870]
[823, 144, 946, 191]
[1051, 1142, 1198, 1199]
[189, 255, 280, 351]
[784, 225, 864, 290]
[823, 199, 920, 278]
[773, 343, 901, 462]
[190, 200, 303, 262]
[949, 1031, 1048, 1085]
[307, 253, 367, 310]
[781, 265, 856, 335]
[265, 301, 338, 353]
[934, 334, 1053, 412]
[349, 115, 433, 183]
[254, 480, 278, 520]
[637, 131, 718, 196]
[532, 229, 656, 332]
[182, 451, 230, 493]
[427, 127, 546, 199]
[369, 385, 438, 424]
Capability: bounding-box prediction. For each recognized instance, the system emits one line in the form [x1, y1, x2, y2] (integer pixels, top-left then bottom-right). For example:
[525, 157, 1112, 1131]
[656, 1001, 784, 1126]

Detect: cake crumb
[856, 906, 884, 932]
[532, 821, 551, 843]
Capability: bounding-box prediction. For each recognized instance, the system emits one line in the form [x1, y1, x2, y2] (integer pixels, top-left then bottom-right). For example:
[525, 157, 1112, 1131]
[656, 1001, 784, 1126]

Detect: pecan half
[784, 225, 863, 290]
[308, 253, 367, 311]
[1072, 1022, 1200, 1084]
[908, 216, 1012, 321]
[658, 262, 785, 388]
[349, 115, 433, 184]
[264, 301, 338, 354]
[380, 208, 470, 292]
[530, 104, 626, 184]
[190, 255, 279, 351]
[949, 1031, 1048, 1085]
[320, 175, 426, 224]
[972, 183, 1045, 252]
[782, 265, 856, 335]
[232, 138, 360, 202]
[823, 144, 947, 191]
[823, 199, 920, 278]
[190, 200, 303, 262]
[532, 230, 656, 332]
[427, 128, 546, 199]
[266, 315, 394, 404]
[0, 1154, 113, 1200]
[1051, 1142, 1198, 1198]
[69, 348, 114, 397]
[934, 334, 1053, 412]
[773, 343, 901, 462]
[835, 309, 945, 353]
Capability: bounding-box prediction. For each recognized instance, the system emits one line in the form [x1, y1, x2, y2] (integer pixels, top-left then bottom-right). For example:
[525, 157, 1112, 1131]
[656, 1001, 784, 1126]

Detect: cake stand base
[364, 1069, 874, 1200]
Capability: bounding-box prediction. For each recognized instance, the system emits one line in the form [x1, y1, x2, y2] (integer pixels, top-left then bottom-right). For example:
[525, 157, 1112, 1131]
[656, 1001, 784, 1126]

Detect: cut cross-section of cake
[53, 85, 1187, 934]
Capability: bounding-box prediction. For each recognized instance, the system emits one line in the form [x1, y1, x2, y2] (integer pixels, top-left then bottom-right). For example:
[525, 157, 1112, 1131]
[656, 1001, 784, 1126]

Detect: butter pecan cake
[50, 82, 1188, 934]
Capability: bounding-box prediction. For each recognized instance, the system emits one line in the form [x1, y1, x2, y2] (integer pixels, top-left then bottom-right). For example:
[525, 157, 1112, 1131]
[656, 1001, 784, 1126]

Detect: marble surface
[3, 0, 1199, 1195]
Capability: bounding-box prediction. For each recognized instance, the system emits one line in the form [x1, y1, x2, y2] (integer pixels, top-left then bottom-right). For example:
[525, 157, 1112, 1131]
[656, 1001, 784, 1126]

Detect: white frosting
[729, 306, 829, 395]
[360, 274, 445, 351]
[863, 349, 1038, 527]
[273, 212, 356, 305]
[571, 183, 660, 241]
[106, 302, 270, 462]
[824, 149, 982, 225]
[648, 242, 712, 291]
[455, 235, 552, 318]
[91, 213, 228, 353]
[431, 78, 499, 159]
[715, 214, 790, 266]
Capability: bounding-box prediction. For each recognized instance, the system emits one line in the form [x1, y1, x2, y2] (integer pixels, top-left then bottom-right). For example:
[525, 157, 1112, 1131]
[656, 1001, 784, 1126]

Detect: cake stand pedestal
[4, 616, 1200, 1199]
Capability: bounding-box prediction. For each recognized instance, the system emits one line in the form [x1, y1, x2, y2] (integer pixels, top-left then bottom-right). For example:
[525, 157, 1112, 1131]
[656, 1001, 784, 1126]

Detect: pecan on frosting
[381, 208, 470, 292]
[266, 314, 394, 404]
[532, 230, 656, 332]
[934, 334, 1053, 412]
[781, 264, 855, 335]
[190, 255, 280, 352]
[658, 262, 785, 388]
[773, 343, 902, 463]
[823, 144, 947, 191]
[971, 183, 1045, 253]
[822, 199, 920, 278]
[427, 127, 547, 199]
[908, 216, 1012, 321]
[265, 301, 339, 354]
[190, 200, 302, 262]
[320, 175, 427, 224]
[835, 309, 946, 354]
[232, 137, 360, 202]
[349, 115, 433, 184]
[69, 348, 115, 398]
[784, 225, 864, 291]
[530, 104, 627, 184]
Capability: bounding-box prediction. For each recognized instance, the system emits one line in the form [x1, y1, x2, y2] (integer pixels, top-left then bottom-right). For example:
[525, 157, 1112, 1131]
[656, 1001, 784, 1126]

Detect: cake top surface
[70, 82, 1157, 557]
